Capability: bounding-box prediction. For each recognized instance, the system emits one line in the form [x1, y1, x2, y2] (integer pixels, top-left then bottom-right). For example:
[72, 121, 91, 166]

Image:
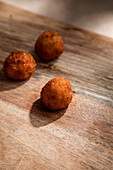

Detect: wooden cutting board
[0, 2, 113, 170]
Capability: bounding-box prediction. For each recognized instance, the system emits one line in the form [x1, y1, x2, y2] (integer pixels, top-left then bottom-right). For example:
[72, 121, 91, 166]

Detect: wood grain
[0, 2, 113, 170]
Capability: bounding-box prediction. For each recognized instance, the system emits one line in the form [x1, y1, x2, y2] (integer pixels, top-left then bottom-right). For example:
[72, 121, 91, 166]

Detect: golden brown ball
[41, 77, 73, 110]
[35, 31, 64, 60]
[3, 51, 36, 80]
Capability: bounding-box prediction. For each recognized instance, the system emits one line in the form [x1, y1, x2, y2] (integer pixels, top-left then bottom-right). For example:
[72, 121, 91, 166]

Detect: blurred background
[1, 0, 113, 38]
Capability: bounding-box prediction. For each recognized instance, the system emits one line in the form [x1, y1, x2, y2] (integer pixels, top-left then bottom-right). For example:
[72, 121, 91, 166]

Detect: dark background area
[1, 0, 113, 37]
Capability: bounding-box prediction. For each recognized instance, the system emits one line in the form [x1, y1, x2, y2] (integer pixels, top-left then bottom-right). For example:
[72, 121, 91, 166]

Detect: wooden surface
[0, 2, 113, 170]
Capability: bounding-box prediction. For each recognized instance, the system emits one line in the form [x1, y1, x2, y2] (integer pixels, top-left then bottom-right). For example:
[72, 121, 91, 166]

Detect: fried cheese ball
[35, 31, 64, 60]
[41, 77, 73, 110]
[3, 51, 36, 80]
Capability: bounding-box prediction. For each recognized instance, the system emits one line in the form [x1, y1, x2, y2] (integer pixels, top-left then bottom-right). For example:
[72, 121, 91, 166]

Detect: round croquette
[41, 77, 73, 110]
[3, 51, 36, 80]
[35, 31, 64, 60]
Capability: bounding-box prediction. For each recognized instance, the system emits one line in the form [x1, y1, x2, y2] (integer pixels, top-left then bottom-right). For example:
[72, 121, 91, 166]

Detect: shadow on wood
[29, 98, 66, 127]
[0, 69, 28, 91]
[29, 50, 58, 70]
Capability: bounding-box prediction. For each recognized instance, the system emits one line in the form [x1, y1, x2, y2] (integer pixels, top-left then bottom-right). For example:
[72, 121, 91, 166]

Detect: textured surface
[0, 3, 113, 170]
[35, 31, 64, 60]
[3, 51, 36, 80]
[41, 77, 72, 110]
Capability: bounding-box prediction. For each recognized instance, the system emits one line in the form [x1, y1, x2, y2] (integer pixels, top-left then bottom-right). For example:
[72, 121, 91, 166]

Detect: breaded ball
[3, 51, 36, 80]
[41, 77, 73, 110]
[35, 31, 64, 60]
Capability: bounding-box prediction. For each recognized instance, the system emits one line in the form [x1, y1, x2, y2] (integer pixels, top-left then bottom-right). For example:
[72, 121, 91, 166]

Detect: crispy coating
[41, 77, 73, 110]
[3, 51, 36, 80]
[35, 31, 64, 60]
